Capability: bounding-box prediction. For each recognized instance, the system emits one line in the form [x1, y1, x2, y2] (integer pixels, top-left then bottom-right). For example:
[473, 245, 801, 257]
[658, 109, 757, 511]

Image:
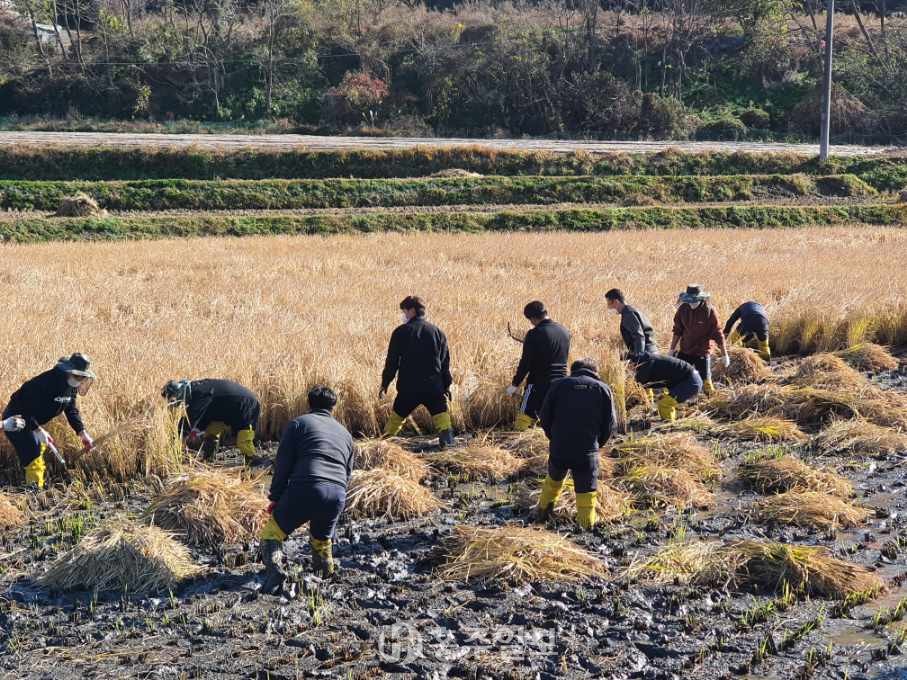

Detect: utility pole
[819, 0, 835, 161]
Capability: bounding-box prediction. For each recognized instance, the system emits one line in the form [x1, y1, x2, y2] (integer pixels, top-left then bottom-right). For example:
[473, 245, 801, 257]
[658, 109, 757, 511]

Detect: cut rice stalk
[355, 438, 430, 481]
[815, 419, 907, 457]
[752, 491, 871, 529]
[437, 524, 607, 585]
[432, 445, 524, 482]
[38, 518, 204, 594]
[737, 456, 852, 498]
[613, 433, 720, 482]
[788, 354, 867, 391]
[0, 492, 25, 530]
[145, 468, 269, 549]
[346, 468, 444, 520]
[499, 428, 550, 459]
[719, 417, 807, 444]
[834, 343, 899, 373]
[617, 464, 714, 510]
[713, 346, 772, 384]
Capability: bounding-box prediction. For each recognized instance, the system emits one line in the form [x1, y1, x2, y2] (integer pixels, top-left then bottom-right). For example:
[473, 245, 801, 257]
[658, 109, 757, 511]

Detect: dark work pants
[547, 450, 599, 493]
[519, 383, 550, 420]
[677, 352, 711, 385]
[273, 481, 347, 541]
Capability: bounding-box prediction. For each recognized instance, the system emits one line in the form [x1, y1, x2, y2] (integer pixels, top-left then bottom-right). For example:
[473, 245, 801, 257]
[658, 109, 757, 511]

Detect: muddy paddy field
[2, 350, 907, 680]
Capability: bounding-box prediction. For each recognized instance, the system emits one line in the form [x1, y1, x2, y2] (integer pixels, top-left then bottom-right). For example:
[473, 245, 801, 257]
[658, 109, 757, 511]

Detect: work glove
[505, 385, 519, 397]
[79, 430, 95, 452]
[1, 416, 25, 432]
[35, 427, 54, 447]
[186, 428, 205, 446]
[722, 353, 731, 369]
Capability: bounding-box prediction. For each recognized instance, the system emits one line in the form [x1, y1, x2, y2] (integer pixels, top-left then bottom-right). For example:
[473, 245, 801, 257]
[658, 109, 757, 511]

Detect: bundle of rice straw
[145, 469, 269, 549]
[499, 428, 550, 459]
[713, 347, 772, 384]
[0, 492, 25, 530]
[431, 445, 524, 482]
[737, 456, 852, 497]
[815, 419, 907, 457]
[751, 491, 871, 529]
[437, 525, 607, 585]
[834, 343, 899, 373]
[613, 433, 720, 482]
[38, 518, 204, 594]
[346, 468, 444, 520]
[719, 416, 807, 443]
[617, 464, 714, 510]
[356, 439, 429, 481]
[788, 354, 866, 391]
[513, 478, 633, 523]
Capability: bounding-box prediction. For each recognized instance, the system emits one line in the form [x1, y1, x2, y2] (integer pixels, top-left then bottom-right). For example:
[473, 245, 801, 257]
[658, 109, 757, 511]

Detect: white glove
[2, 416, 25, 432]
[722, 353, 731, 369]
[79, 430, 94, 452]
[505, 385, 519, 397]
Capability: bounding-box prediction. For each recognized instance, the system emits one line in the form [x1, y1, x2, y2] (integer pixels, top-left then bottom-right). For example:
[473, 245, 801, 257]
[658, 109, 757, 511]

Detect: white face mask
[688, 301, 702, 309]
[400, 312, 408, 324]
[67, 376, 81, 388]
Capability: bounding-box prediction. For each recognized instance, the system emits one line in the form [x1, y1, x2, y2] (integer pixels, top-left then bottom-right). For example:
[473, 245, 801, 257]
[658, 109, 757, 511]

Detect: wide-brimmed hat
[678, 284, 710, 304]
[56, 353, 96, 379]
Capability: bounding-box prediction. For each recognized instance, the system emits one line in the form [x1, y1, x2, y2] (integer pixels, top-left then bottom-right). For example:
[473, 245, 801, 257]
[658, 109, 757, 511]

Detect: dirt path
[0, 131, 899, 156]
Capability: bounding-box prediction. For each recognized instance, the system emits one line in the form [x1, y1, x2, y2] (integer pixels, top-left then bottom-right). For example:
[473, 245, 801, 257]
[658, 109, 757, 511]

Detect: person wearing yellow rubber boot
[162, 378, 261, 464]
[628, 352, 703, 422]
[535, 359, 616, 530]
[670, 284, 729, 396]
[259, 386, 355, 594]
[3, 353, 97, 489]
[724, 300, 771, 361]
[506, 301, 570, 432]
[380, 296, 455, 449]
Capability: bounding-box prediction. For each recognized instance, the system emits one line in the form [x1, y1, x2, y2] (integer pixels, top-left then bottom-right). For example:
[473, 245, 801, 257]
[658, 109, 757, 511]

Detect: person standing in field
[506, 301, 570, 432]
[260, 386, 354, 592]
[724, 300, 771, 361]
[535, 359, 616, 530]
[669, 284, 729, 395]
[604, 288, 658, 356]
[161, 378, 261, 464]
[380, 295, 455, 449]
[2, 353, 97, 489]
[628, 352, 703, 422]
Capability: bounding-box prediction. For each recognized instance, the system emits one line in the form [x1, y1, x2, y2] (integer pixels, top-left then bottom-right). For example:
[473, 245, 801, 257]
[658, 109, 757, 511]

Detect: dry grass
[436, 524, 607, 585]
[834, 343, 899, 373]
[513, 478, 634, 523]
[346, 468, 444, 520]
[499, 428, 550, 459]
[617, 464, 714, 510]
[657, 414, 718, 435]
[737, 456, 853, 497]
[356, 439, 430, 481]
[628, 539, 883, 598]
[612, 433, 720, 482]
[432, 445, 524, 482]
[719, 416, 807, 443]
[145, 469, 269, 550]
[752, 491, 871, 529]
[38, 518, 204, 594]
[0, 492, 25, 530]
[788, 354, 867, 391]
[55, 192, 105, 217]
[713, 347, 772, 384]
[4, 228, 907, 483]
[815, 419, 907, 457]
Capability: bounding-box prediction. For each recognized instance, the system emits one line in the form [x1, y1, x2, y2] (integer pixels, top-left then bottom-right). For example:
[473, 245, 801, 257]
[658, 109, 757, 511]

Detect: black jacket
[185, 379, 260, 430]
[512, 318, 571, 386]
[539, 368, 616, 457]
[3, 367, 84, 433]
[381, 316, 452, 394]
[269, 410, 356, 501]
[620, 305, 658, 355]
[724, 301, 769, 337]
[633, 353, 698, 389]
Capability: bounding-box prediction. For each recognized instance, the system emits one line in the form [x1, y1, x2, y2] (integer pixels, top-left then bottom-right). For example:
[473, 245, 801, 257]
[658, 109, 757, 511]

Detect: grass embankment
[3, 204, 904, 242]
[0, 174, 875, 212]
[1, 146, 906, 189]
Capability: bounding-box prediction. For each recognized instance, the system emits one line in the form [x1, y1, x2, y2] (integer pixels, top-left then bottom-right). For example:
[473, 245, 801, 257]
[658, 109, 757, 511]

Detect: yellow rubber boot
[205, 421, 231, 445]
[514, 412, 535, 432]
[657, 393, 678, 422]
[575, 491, 598, 530]
[260, 516, 288, 541]
[433, 411, 455, 448]
[310, 537, 335, 577]
[382, 412, 406, 437]
[535, 475, 566, 521]
[728, 330, 742, 346]
[24, 450, 46, 489]
[236, 426, 256, 459]
[757, 339, 771, 362]
[703, 379, 716, 396]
